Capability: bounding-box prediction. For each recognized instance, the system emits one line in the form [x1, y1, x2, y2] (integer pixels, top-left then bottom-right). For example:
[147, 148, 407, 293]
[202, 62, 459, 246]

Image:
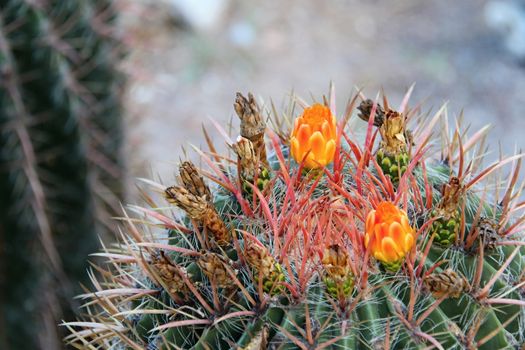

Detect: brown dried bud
[244, 240, 274, 276]
[165, 186, 208, 220]
[244, 239, 284, 294]
[321, 245, 351, 279]
[233, 137, 259, 182]
[197, 252, 235, 288]
[165, 186, 230, 245]
[438, 177, 464, 217]
[234, 92, 268, 166]
[321, 245, 354, 298]
[424, 268, 470, 298]
[476, 217, 499, 249]
[179, 161, 212, 202]
[151, 252, 187, 296]
[379, 110, 408, 155]
[357, 99, 385, 127]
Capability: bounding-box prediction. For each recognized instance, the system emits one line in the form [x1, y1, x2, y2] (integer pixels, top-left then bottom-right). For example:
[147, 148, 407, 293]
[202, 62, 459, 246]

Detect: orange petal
[297, 124, 312, 149]
[321, 120, 332, 139]
[308, 131, 326, 160]
[388, 222, 403, 242]
[381, 237, 400, 262]
[374, 224, 384, 241]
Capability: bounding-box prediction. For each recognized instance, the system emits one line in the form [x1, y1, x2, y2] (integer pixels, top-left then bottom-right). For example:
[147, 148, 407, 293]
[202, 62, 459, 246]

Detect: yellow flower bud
[364, 202, 415, 271]
[290, 104, 337, 169]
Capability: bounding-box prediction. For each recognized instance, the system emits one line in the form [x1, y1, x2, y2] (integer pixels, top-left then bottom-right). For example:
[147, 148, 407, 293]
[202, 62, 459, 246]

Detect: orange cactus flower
[364, 202, 415, 271]
[290, 103, 337, 169]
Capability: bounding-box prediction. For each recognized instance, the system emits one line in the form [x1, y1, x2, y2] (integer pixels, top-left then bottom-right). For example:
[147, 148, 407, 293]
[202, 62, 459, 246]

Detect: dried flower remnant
[424, 269, 470, 298]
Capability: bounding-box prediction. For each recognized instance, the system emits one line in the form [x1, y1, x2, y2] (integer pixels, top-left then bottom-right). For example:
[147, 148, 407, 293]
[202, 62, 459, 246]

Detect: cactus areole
[65, 89, 525, 350]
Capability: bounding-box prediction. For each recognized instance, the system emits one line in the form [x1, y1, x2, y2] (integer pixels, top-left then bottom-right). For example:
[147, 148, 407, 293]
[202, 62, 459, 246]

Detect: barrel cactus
[0, 1, 124, 349]
[65, 88, 524, 349]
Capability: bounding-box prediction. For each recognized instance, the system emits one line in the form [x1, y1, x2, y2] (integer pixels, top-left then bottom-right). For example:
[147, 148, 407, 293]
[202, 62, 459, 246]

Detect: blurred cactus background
[2, 0, 525, 349]
[0, 1, 125, 349]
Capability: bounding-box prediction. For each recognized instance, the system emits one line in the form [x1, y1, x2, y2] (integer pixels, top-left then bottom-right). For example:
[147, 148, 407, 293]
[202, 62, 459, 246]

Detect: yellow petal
[304, 153, 318, 169]
[388, 222, 403, 242]
[324, 139, 336, 164]
[321, 120, 332, 139]
[375, 251, 386, 262]
[291, 137, 301, 162]
[381, 237, 400, 262]
[297, 124, 312, 151]
[404, 233, 414, 253]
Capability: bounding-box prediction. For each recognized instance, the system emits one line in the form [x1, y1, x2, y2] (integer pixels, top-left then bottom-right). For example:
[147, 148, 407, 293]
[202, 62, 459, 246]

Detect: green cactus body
[0, 1, 124, 348]
[431, 209, 460, 246]
[65, 92, 525, 350]
[376, 148, 409, 182]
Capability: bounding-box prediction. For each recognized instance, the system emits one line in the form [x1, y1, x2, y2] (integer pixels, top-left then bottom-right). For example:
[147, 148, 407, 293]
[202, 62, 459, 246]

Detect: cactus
[0, 1, 124, 349]
[65, 89, 525, 350]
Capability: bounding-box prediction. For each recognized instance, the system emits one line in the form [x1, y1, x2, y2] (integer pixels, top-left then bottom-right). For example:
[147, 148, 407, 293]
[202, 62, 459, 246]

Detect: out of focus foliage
[0, 1, 124, 349]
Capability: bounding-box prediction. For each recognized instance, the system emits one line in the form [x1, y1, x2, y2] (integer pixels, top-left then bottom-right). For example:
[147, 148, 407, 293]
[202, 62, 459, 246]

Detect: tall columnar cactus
[65, 89, 525, 349]
[0, 1, 124, 349]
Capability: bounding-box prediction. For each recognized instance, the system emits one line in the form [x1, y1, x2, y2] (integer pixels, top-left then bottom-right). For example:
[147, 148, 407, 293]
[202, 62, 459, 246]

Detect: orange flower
[364, 202, 415, 271]
[290, 104, 337, 169]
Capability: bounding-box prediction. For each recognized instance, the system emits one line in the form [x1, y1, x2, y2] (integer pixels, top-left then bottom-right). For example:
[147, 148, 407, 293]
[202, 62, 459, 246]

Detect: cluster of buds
[424, 269, 470, 298]
[321, 245, 354, 299]
[365, 202, 415, 272]
[244, 239, 285, 295]
[290, 103, 337, 170]
[358, 99, 411, 183]
[234, 93, 271, 195]
[431, 176, 464, 247]
[233, 136, 270, 195]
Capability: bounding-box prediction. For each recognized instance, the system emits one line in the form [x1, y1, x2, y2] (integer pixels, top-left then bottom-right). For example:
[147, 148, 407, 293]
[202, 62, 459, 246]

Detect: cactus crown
[64, 88, 525, 349]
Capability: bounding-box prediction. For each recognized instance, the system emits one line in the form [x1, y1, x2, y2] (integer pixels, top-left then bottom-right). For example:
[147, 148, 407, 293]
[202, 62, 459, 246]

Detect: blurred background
[1, 0, 525, 349]
[124, 0, 525, 181]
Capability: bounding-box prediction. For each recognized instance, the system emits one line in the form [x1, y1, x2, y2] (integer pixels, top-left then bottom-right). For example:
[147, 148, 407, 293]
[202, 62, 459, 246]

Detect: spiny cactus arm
[0, 11, 72, 348]
[65, 88, 525, 349]
[422, 246, 521, 348]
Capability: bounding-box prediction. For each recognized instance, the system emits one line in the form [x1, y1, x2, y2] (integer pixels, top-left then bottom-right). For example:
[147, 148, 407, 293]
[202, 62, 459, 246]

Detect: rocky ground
[120, 0, 525, 182]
